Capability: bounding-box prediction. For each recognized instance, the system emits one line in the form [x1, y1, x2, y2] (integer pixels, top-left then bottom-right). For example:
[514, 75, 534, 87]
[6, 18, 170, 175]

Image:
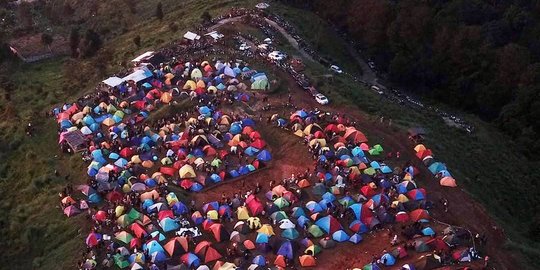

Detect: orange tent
[298, 179, 311, 188]
[440, 177, 457, 187]
[299, 255, 317, 267]
[274, 255, 287, 268]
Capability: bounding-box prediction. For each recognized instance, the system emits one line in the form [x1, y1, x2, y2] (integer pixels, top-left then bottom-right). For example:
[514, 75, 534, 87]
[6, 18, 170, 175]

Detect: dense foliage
[279, 0, 540, 159]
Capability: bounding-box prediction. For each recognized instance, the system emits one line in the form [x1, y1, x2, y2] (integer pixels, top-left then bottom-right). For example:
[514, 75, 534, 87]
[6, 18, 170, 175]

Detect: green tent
[211, 158, 222, 167]
[127, 208, 142, 221]
[373, 144, 384, 152]
[107, 104, 117, 113]
[368, 149, 380, 156]
[364, 167, 376, 176]
[113, 254, 129, 269]
[251, 79, 269, 90]
[114, 110, 125, 119]
[308, 225, 324, 238]
[274, 197, 290, 209]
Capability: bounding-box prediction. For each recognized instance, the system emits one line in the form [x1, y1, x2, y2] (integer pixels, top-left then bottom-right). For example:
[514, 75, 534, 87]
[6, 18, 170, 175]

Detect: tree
[156, 2, 163, 20]
[133, 35, 141, 47]
[69, 28, 80, 58]
[81, 29, 102, 58]
[17, 2, 33, 29]
[41, 33, 53, 52]
[200, 10, 212, 24]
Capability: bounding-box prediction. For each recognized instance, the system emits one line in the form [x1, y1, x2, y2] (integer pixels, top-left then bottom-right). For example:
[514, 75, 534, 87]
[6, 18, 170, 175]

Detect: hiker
[442, 198, 449, 213]
[391, 234, 398, 246]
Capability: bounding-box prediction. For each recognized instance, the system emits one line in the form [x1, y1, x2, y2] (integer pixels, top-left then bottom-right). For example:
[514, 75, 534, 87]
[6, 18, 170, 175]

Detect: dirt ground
[187, 66, 520, 270]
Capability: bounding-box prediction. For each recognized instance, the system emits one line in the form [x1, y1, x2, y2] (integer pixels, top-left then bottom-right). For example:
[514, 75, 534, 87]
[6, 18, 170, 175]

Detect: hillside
[277, 0, 540, 161]
[0, 0, 539, 269]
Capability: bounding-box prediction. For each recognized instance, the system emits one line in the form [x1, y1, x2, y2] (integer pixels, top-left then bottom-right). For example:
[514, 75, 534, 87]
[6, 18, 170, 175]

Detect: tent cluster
[55, 59, 273, 203]
[414, 144, 457, 188]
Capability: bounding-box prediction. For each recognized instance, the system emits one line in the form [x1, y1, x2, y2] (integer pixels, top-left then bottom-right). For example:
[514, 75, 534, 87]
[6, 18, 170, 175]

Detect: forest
[279, 0, 540, 159]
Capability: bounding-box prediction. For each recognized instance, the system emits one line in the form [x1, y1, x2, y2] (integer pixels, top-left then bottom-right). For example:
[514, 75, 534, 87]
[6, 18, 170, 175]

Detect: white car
[239, 43, 250, 51]
[330, 65, 343, 74]
[264, 38, 272, 44]
[257, 44, 269, 51]
[368, 61, 376, 70]
[371, 85, 383, 94]
[268, 51, 287, 61]
[315, 94, 329, 105]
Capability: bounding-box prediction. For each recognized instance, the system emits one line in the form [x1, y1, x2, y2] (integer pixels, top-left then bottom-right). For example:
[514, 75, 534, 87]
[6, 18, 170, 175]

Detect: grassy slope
[267, 2, 540, 267]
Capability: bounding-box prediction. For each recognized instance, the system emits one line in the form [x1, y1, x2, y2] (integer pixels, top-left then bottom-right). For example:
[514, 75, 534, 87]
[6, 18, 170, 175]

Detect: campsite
[1, 1, 539, 270]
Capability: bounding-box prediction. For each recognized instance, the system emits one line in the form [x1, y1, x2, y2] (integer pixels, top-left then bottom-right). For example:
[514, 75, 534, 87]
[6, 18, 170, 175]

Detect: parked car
[239, 43, 250, 51]
[330, 65, 343, 74]
[257, 44, 269, 51]
[368, 61, 376, 70]
[268, 51, 287, 61]
[263, 38, 272, 44]
[315, 94, 329, 105]
[371, 85, 383, 94]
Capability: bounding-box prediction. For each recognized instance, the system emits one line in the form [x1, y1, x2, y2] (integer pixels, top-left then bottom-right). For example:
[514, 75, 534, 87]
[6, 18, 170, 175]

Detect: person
[484, 255, 490, 268]
[391, 234, 398, 246]
[442, 198, 449, 213]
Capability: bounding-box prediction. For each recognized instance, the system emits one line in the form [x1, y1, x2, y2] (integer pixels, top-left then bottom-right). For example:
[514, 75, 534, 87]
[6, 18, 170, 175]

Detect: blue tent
[88, 193, 102, 204]
[244, 146, 260, 156]
[159, 217, 180, 232]
[192, 148, 204, 157]
[297, 216, 310, 228]
[257, 150, 272, 161]
[277, 118, 286, 127]
[381, 253, 396, 266]
[199, 106, 211, 115]
[332, 230, 349, 242]
[239, 166, 250, 175]
[151, 251, 167, 263]
[252, 255, 266, 266]
[144, 240, 164, 255]
[428, 162, 446, 175]
[256, 233, 269, 244]
[210, 174, 222, 183]
[381, 166, 392, 174]
[190, 182, 203, 192]
[172, 202, 188, 215]
[351, 146, 365, 157]
[322, 192, 336, 202]
[242, 118, 255, 126]
[142, 199, 154, 210]
[229, 170, 240, 178]
[229, 123, 242, 134]
[277, 240, 295, 260]
[291, 207, 306, 218]
[305, 201, 323, 213]
[370, 161, 380, 169]
[349, 233, 363, 244]
[422, 227, 435, 236]
[295, 110, 308, 118]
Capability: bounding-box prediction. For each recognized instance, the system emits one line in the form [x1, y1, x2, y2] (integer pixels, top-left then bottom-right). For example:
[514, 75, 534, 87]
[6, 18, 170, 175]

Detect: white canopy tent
[183, 31, 201, 41]
[131, 51, 155, 63]
[122, 67, 153, 83]
[102, 76, 124, 87]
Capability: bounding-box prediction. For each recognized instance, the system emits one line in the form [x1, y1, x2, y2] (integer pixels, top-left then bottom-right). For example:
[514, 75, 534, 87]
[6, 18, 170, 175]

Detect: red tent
[160, 166, 176, 176]
[95, 210, 107, 222]
[164, 237, 189, 256]
[246, 195, 264, 216]
[251, 139, 266, 149]
[158, 210, 174, 221]
[426, 238, 450, 252]
[409, 209, 430, 222]
[360, 185, 377, 197]
[209, 223, 229, 242]
[130, 223, 147, 238]
[249, 131, 261, 140]
[106, 190, 123, 202]
[120, 147, 135, 158]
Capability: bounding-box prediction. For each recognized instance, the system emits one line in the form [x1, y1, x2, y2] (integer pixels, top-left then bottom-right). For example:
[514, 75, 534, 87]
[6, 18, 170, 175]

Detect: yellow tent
[191, 135, 209, 145]
[207, 210, 219, 220]
[131, 155, 142, 164]
[179, 164, 196, 178]
[257, 224, 275, 236]
[160, 92, 172, 103]
[414, 144, 427, 152]
[103, 118, 116, 126]
[164, 73, 175, 80]
[142, 160, 154, 168]
[207, 85, 218, 94]
[309, 138, 326, 147]
[303, 123, 322, 135]
[294, 130, 305, 137]
[183, 80, 197, 90]
[397, 194, 409, 203]
[237, 206, 250, 220]
[115, 205, 125, 217]
[201, 60, 209, 66]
